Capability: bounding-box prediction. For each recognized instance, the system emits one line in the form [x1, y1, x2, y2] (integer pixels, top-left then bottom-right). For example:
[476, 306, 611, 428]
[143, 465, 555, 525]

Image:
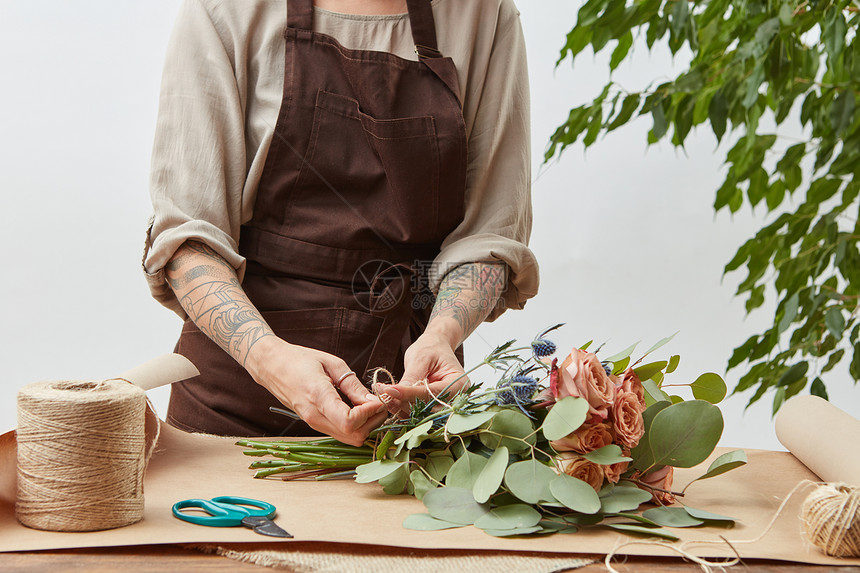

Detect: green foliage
[547, 0, 860, 412]
[637, 400, 724, 468]
[541, 396, 589, 440]
[242, 334, 744, 539]
[641, 506, 705, 527]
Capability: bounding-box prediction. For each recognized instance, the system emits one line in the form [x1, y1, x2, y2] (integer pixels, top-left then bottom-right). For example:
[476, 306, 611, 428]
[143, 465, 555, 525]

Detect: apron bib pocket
[287, 89, 440, 243]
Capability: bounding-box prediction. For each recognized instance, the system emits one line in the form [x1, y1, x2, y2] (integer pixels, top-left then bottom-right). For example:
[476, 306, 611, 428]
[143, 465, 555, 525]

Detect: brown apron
[167, 0, 468, 437]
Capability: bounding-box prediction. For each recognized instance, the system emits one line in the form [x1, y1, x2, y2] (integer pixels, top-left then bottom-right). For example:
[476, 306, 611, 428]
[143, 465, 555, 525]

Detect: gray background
[2, 1, 856, 447]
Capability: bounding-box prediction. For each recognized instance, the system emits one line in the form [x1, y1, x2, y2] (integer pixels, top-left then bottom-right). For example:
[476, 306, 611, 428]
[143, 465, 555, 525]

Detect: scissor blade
[241, 516, 293, 538]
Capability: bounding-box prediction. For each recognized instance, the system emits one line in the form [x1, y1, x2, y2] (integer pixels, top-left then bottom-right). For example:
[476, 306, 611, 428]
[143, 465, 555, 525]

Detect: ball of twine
[16, 379, 147, 532]
[801, 482, 860, 558]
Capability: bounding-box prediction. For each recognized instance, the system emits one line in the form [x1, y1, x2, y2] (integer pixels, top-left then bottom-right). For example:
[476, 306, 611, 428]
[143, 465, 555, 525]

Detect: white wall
[1, 1, 856, 449]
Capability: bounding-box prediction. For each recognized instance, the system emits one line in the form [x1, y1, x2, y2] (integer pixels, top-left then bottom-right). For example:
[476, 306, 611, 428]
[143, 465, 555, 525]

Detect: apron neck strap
[286, 0, 442, 58]
[406, 0, 442, 59]
[287, 0, 314, 30]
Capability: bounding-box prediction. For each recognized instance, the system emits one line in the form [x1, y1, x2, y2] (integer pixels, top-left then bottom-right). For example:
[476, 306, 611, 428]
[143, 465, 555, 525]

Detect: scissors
[172, 495, 293, 538]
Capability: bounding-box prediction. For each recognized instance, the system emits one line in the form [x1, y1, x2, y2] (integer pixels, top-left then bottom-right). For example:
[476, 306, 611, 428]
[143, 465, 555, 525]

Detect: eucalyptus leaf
[451, 438, 471, 458]
[605, 523, 680, 541]
[549, 473, 602, 514]
[473, 446, 509, 503]
[690, 373, 728, 404]
[563, 512, 605, 526]
[630, 401, 671, 470]
[541, 396, 589, 441]
[423, 487, 489, 525]
[539, 520, 579, 534]
[394, 420, 434, 449]
[504, 460, 558, 504]
[633, 361, 668, 381]
[610, 512, 663, 527]
[599, 485, 653, 513]
[682, 506, 737, 523]
[611, 356, 631, 375]
[482, 526, 544, 537]
[641, 506, 705, 528]
[474, 504, 542, 530]
[403, 513, 464, 531]
[446, 411, 496, 435]
[642, 379, 671, 405]
[582, 444, 633, 465]
[480, 409, 537, 453]
[354, 460, 406, 484]
[424, 452, 455, 482]
[409, 469, 435, 501]
[647, 400, 724, 468]
[666, 355, 681, 373]
[641, 332, 679, 357]
[378, 462, 410, 494]
[603, 342, 640, 363]
[684, 449, 747, 491]
[446, 451, 488, 489]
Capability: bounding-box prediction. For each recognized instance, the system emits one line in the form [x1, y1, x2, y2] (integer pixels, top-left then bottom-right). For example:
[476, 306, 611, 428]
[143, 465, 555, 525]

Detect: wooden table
[2, 545, 859, 572]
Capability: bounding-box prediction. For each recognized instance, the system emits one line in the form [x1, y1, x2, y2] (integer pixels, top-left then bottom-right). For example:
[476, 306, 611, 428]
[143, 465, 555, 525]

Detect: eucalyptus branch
[621, 478, 686, 498]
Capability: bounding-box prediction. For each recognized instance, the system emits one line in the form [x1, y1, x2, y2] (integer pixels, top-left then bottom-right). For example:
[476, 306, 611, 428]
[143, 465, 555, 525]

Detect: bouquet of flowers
[238, 326, 747, 539]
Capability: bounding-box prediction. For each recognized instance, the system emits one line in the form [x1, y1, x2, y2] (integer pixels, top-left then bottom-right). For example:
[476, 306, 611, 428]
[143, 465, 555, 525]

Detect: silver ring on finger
[333, 371, 356, 389]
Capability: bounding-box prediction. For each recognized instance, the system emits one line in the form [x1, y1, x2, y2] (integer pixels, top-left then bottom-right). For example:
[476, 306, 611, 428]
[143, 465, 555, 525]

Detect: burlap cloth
[188, 543, 594, 572]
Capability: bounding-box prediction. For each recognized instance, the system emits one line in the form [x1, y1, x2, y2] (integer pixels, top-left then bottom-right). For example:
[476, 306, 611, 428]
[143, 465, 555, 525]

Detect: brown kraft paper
[1, 366, 859, 565]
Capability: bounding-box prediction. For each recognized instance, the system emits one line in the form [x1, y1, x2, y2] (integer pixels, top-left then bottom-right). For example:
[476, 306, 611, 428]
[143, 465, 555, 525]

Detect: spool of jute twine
[16, 379, 147, 532]
[801, 482, 860, 558]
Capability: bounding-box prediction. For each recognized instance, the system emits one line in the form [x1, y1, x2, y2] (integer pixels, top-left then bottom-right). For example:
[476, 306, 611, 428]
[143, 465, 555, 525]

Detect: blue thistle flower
[494, 379, 517, 406]
[531, 338, 557, 357]
[511, 374, 538, 401]
[495, 374, 539, 407]
[601, 361, 613, 376]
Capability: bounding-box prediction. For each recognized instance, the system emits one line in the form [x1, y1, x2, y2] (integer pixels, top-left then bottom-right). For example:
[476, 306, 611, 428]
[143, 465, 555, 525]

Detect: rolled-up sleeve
[430, 3, 539, 321]
[143, 0, 248, 317]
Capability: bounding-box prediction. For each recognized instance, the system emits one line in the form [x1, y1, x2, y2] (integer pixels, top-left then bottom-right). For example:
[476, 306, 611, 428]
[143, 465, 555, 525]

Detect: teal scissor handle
[172, 496, 277, 527]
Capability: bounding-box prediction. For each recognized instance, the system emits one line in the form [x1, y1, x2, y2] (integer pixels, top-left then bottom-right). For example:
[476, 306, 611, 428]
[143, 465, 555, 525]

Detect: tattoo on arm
[166, 241, 273, 366]
[429, 262, 507, 340]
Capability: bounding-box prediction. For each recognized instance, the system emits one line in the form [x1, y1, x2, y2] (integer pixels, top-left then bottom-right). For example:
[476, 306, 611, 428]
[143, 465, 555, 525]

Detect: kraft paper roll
[776, 395, 860, 557]
[775, 395, 860, 486]
[16, 379, 147, 532]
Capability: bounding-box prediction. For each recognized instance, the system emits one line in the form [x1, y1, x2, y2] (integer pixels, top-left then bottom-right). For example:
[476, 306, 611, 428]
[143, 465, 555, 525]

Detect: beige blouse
[143, 0, 539, 320]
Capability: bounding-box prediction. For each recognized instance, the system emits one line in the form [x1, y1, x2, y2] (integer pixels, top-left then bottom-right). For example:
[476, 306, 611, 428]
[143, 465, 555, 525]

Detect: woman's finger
[337, 372, 379, 406]
[314, 389, 386, 445]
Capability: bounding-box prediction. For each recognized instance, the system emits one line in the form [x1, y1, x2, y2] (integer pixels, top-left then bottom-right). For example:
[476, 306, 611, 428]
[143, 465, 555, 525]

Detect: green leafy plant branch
[545, 0, 860, 412]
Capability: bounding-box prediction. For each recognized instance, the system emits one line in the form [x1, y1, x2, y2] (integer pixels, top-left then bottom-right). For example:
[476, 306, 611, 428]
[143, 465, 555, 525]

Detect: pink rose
[612, 391, 645, 449]
[556, 453, 605, 492]
[603, 460, 630, 484]
[635, 466, 675, 504]
[550, 422, 613, 454]
[618, 368, 646, 412]
[555, 348, 616, 421]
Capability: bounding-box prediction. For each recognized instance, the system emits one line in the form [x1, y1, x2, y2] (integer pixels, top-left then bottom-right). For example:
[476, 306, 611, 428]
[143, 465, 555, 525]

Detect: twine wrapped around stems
[16, 379, 147, 532]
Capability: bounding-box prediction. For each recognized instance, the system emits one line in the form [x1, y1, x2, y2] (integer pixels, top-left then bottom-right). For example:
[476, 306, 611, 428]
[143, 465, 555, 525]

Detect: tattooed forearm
[429, 262, 507, 341]
[166, 241, 273, 366]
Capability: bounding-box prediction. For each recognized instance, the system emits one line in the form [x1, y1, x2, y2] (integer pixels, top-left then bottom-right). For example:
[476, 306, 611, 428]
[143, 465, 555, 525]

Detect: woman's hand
[379, 326, 468, 416]
[376, 262, 508, 415]
[246, 336, 388, 446]
[166, 240, 387, 445]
